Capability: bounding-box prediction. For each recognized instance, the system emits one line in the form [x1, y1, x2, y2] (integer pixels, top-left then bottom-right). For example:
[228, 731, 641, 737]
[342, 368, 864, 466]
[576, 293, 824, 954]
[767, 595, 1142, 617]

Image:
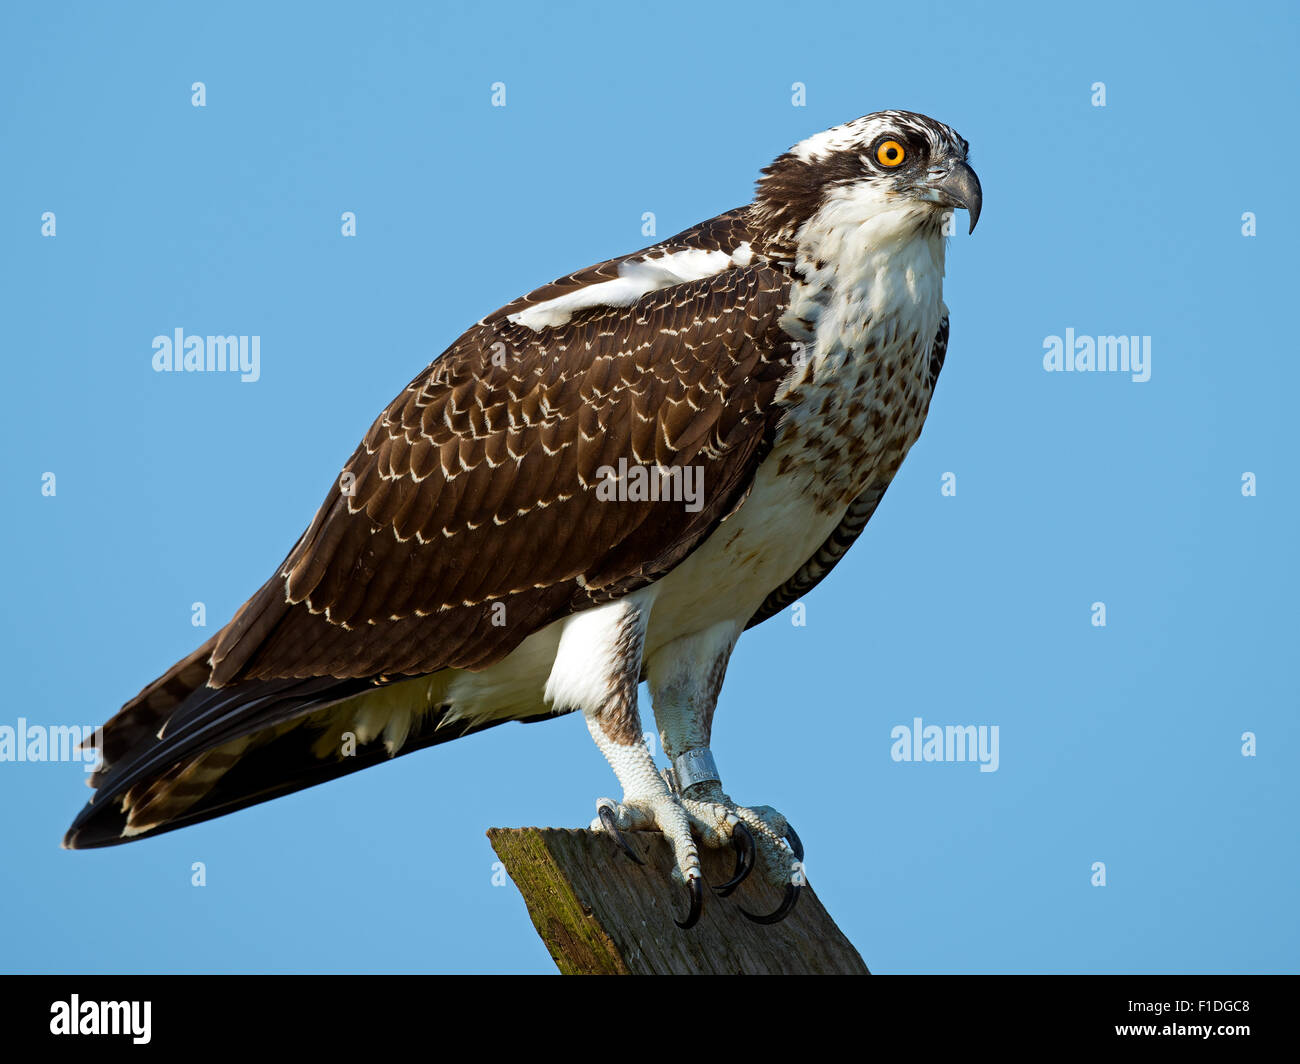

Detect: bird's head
[752, 110, 981, 254]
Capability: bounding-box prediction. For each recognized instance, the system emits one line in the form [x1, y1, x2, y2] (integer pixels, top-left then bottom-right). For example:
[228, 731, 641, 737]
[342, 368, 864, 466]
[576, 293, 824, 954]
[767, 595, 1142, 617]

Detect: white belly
[641, 452, 843, 653]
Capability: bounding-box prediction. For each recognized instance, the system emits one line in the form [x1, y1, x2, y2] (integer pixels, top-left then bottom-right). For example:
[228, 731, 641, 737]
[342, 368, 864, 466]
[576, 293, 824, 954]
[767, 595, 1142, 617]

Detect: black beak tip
[933, 161, 982, 236]
[960, 167, 982, 235]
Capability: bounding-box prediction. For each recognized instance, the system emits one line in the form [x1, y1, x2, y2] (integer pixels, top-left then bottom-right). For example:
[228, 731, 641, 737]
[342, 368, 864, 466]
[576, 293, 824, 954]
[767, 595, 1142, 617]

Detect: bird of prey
[65, 110, 980, 929]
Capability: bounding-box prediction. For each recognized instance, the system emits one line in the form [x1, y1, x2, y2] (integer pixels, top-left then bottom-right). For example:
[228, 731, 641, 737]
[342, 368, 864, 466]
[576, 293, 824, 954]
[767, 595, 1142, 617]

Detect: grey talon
[597, 802, 643, 865]
[739, 883, 800, 925]
[714, 821, 756, 896]
[675, 875, 704, 929]
[784, 822, 804, 862]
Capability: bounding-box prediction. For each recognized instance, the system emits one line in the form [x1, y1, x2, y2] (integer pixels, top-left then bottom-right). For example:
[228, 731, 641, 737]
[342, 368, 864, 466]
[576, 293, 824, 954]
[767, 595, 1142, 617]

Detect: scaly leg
[645, 621, 804, 924]
[546, 590, 704, 926]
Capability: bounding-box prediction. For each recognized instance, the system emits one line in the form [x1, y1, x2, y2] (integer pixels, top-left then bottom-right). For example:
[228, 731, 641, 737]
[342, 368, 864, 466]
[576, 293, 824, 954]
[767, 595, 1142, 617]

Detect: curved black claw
[739, 883, 801, 926]
[783, 821, 805, 862]
[713, 821, 756, 897]
[674, 875, 705, 929]
[597, 803, 643, 865]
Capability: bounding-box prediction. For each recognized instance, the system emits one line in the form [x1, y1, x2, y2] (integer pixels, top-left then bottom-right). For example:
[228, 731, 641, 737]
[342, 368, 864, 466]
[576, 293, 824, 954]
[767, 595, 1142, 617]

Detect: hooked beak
[916, 160, 982, 234]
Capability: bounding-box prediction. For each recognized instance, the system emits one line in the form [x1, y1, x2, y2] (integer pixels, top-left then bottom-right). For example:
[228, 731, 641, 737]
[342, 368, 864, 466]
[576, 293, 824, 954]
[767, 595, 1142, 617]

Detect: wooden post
[488, 827, 869, 975]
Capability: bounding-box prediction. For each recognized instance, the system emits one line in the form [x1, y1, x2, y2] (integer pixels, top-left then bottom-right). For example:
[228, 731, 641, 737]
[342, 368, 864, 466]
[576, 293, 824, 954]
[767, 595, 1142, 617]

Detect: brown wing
[66, 208, 812, 849]
[66, 255, 800, 849]
[210, 260, 797, 685]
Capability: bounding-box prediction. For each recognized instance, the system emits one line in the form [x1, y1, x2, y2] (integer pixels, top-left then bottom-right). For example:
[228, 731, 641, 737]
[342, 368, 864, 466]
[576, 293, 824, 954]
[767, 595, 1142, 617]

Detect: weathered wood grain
[488, 827, 869, 975]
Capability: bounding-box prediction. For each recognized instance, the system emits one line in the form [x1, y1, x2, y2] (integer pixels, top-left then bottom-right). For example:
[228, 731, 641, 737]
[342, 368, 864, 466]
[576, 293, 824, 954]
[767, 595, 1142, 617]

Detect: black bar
[0, 975, 1290, 1052]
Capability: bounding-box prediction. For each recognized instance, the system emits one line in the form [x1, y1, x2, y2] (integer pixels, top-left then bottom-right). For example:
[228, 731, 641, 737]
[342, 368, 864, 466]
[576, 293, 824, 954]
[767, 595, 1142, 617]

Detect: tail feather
[84, 637, 218, 784]
[119, 737, 254, 837]
[64, 658, 555, 850]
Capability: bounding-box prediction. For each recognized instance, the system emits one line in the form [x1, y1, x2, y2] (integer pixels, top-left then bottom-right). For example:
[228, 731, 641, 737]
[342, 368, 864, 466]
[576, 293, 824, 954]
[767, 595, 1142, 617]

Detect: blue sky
[1, 0, 1296, 974]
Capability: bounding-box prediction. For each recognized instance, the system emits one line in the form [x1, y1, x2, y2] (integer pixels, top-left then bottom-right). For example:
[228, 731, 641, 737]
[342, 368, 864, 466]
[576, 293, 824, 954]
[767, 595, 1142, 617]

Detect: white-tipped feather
[508, 246, 752, 331]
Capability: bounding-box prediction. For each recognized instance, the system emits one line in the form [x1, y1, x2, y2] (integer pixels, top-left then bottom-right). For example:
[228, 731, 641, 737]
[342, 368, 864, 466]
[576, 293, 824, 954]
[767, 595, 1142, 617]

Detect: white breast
[772, 186, 948, 513]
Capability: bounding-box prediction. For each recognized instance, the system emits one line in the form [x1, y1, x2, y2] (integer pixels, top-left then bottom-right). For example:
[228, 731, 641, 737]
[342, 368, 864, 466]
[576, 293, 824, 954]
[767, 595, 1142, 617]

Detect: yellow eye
[876, 140, 906, 167]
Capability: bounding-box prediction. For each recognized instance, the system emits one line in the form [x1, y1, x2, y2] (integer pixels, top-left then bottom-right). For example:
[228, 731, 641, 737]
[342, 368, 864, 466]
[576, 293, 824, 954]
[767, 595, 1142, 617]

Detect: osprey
[64, 110, 981, 929]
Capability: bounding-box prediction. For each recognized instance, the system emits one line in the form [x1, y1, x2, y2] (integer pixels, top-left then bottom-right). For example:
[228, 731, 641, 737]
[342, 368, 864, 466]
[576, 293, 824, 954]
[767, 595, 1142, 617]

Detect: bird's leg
[584, 712, 704, 928]
[552, 591, 703, 927]
[646, 623, 804, 923]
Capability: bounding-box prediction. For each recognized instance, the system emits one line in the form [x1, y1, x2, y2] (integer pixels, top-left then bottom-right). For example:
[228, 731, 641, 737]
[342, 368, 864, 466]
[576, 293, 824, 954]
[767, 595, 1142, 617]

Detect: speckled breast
[771, 299, 940, 515]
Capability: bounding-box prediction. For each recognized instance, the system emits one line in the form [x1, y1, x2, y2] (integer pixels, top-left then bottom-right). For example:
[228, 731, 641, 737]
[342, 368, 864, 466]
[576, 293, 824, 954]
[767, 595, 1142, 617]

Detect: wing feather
[67, 211, 807, 847]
